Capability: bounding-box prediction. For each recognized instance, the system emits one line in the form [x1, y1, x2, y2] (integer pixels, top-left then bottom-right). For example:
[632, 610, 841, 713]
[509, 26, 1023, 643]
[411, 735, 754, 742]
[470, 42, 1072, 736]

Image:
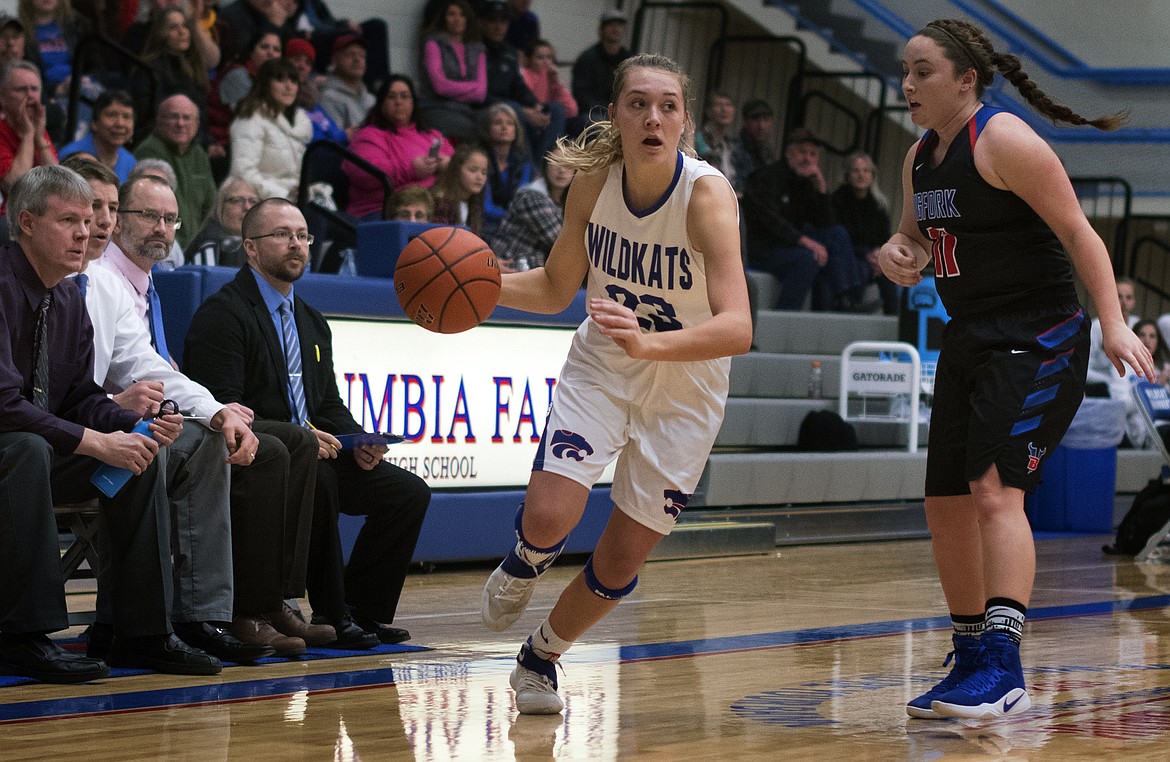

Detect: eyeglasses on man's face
[249, 229, 314, 245]
[225, 195, 260, 206]
[120, 209, 182, 229]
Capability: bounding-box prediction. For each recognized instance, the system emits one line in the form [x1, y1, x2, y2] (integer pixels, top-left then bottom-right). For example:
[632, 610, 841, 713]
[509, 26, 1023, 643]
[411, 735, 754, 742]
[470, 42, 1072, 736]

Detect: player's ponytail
[921, 19, 1126, 131]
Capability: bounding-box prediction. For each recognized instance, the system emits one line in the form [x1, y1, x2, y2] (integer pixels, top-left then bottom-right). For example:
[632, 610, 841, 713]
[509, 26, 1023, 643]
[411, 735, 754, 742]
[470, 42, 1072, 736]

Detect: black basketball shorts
[925, 302, 1090, 496]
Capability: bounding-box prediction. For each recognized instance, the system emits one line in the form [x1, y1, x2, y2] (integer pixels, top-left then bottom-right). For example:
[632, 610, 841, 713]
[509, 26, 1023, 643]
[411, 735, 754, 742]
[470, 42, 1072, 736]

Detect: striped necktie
[32, 290, 51, 410]
[279, 300, 310, 426]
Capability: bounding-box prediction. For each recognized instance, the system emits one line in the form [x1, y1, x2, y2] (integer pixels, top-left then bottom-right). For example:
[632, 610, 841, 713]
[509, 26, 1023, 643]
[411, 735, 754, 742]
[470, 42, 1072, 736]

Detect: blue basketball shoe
[906, 635, 982, 719]
[931, 632, 1031, 719]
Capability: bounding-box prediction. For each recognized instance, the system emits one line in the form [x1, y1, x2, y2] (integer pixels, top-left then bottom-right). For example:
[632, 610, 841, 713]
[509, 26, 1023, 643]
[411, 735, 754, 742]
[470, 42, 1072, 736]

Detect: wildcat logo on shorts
[1026, 442, 1047, 473]
[663, 489, 691, 519]
[550, 429, 593, 461]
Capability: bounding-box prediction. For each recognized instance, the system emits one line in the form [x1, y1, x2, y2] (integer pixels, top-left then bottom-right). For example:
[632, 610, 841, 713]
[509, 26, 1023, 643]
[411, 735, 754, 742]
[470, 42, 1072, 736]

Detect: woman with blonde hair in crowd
[185, 176, 261, 267]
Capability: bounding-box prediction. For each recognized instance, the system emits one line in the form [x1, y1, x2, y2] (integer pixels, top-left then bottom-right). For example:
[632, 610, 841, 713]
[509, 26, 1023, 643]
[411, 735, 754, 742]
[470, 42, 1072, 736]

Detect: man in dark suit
[183, 198, 430, 646]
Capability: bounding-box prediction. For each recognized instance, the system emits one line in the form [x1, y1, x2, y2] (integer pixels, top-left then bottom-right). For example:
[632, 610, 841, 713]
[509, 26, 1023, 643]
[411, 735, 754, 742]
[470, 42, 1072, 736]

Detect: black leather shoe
[312, 615, 379, 650]
[85, 621, 114, 660]
[0, 633, 109, 684]
[173, 621, 275, 663]
[108, 633, 223, 675]
[352, 615, 411, 645]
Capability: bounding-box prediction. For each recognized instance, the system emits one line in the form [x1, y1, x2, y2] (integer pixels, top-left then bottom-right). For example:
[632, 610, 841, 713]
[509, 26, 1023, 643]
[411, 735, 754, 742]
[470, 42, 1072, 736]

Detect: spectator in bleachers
[287, 37, 347, 145]
[58, 90, 137, 182]
[1087, 277, 1140, 391]
[389, 185, 434, 222]
[216, 0, 296, 65]
[831, 151, 896, 314]
[294, 0, 390, 90]
[694, 91, 735, 183]
[480, 2, 562, 168]
[0, 164, 210, 681]
[186, 175, 260, 266]
[122, 0, 223, 65]
[18, 0, 94, 111]
[230, 58, 312, 201]
[417, 0, 486, 143]
[134, 94, 215, 249]
[184, 198, 431, 647]
[1134, 319, 1170, 385]
[505, 0, 539, 55]
[319, 33, 374, 138]
[478, 102, 533, 240]
[571, 9, 631, 125]
[139, 6, 216, 112]
[431, 142, 488, 234]
[729, 99, 776, 196]
[207, 29, 283, 153]
[743, 128, 865, 312]
[0, 14, 25, 65]
[491, 147, 572, 272]
[343, 74, 453, 221]
[521, 39, 576, 139]
[0, 61, 57, 213]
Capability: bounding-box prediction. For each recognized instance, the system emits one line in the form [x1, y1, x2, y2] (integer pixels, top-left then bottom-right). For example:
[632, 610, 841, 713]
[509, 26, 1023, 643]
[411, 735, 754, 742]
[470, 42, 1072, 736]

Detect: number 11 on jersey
[926, 226, 960, 278]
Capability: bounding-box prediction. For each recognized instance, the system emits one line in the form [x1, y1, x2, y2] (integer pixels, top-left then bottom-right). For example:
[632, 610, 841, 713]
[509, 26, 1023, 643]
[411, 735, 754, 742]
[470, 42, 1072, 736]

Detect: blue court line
[3, 594, 1170, 723]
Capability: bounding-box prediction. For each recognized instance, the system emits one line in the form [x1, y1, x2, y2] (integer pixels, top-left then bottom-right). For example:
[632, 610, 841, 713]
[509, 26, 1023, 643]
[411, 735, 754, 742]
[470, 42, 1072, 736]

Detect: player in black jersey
[879, 19, 1155, 720]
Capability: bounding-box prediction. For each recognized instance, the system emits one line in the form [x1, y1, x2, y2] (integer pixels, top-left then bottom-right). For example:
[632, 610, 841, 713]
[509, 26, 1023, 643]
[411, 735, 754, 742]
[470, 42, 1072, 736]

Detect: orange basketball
[394, 227, 501, 334]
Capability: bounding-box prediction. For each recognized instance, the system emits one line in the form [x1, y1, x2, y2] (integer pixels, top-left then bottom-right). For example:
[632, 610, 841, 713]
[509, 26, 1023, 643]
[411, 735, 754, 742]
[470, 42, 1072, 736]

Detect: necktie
[76, 273, 88, 300]
[280, 300, 310, 427]
[146, 278, 170, 363]
[32, 290, 51, 410]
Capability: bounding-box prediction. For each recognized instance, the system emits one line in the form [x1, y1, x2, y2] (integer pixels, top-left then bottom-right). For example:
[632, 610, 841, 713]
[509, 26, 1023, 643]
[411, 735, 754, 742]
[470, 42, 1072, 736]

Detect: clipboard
[334, 432, 405, 450]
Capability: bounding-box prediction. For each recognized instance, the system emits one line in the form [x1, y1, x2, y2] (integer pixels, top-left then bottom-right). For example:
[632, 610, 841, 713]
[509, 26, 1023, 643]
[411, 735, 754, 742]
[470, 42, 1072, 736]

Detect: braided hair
[919, 19, 1126, 131]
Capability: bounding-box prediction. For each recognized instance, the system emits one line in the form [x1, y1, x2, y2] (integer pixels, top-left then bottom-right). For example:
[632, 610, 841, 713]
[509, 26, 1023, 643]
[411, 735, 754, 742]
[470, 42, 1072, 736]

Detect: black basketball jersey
[912, 106, 1077, 318]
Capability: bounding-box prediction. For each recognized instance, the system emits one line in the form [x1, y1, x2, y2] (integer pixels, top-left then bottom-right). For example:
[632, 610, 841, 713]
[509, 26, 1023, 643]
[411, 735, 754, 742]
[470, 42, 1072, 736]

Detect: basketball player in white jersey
[478, 53, 752, 715]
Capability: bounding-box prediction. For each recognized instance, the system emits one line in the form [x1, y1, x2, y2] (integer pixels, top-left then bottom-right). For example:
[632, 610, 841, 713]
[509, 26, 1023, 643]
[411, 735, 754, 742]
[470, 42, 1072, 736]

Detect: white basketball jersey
[565, 151, 733, 402]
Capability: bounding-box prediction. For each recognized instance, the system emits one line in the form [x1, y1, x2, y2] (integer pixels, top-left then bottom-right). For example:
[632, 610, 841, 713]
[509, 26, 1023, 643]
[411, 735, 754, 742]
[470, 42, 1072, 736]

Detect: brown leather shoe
[267, 602, 336, 646]
[230, 615, 306, 658]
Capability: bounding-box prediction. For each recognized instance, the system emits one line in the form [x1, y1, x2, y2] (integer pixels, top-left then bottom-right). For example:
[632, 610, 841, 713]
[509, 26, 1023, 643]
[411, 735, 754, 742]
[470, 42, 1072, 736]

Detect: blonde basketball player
[480, 53, 751, 714]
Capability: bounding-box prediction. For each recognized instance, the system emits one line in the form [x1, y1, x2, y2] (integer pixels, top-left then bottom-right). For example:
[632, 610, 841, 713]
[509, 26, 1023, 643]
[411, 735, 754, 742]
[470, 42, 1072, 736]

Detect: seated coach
[0, 165, 217, 681]
[184, 198, 431, 646]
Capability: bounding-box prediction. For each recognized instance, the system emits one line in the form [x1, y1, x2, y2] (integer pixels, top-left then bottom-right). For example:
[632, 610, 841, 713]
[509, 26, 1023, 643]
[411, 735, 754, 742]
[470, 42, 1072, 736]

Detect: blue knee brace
[583, 555, 638, 600]
[501, 502, 568, 578]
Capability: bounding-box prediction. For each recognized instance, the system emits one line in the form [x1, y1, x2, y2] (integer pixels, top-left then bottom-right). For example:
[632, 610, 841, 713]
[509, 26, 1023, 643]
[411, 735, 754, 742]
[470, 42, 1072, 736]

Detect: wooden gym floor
[3, 533, 1170, 760]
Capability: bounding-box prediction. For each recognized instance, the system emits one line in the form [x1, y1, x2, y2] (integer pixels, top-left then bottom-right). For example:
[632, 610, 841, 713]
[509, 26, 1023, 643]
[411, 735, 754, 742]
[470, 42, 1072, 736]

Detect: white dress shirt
[78, 262, 225, 421]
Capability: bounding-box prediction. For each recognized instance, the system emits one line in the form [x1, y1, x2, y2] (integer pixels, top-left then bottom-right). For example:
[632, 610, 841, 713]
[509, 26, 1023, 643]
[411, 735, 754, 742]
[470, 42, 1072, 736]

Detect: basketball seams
[394, 226, 500, 333]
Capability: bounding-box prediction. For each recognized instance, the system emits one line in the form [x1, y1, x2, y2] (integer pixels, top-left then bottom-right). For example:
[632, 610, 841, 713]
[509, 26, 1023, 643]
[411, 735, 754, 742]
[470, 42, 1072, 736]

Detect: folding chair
[55, 501, 102, 625]
[1129, 380, 1170, 561]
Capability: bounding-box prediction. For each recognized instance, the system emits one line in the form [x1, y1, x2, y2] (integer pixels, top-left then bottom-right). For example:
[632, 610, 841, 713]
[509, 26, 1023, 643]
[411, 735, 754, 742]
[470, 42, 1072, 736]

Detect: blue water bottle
[91, 418, 155, 498]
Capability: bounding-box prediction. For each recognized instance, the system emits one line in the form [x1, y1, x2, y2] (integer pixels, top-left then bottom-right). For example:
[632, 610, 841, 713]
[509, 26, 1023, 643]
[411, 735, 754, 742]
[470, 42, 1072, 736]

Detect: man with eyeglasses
[184, 198, 431, 648]
[67, 157, 331, 659]
[0, 165, 212, 682]
[133, 94, 216, 250]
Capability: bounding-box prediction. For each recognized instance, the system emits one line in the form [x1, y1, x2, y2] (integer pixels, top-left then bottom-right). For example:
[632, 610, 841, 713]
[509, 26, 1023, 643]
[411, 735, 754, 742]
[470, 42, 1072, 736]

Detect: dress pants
[95, 423, 233, 624]
[0, 432, 171, 638]
[166, 422, 233, 623]
[306, 455, 430, 623]
[251, 420, 319, 600]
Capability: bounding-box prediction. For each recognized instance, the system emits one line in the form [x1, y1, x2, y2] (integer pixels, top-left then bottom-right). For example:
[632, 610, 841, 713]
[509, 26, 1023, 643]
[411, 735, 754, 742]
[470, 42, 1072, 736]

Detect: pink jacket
[521, 67, 578, 118]
[344, 122, 454, 219]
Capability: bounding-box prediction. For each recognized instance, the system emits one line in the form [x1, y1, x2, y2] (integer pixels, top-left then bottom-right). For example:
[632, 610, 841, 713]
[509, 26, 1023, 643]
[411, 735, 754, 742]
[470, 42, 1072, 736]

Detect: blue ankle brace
[582, 555, 638, 600]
